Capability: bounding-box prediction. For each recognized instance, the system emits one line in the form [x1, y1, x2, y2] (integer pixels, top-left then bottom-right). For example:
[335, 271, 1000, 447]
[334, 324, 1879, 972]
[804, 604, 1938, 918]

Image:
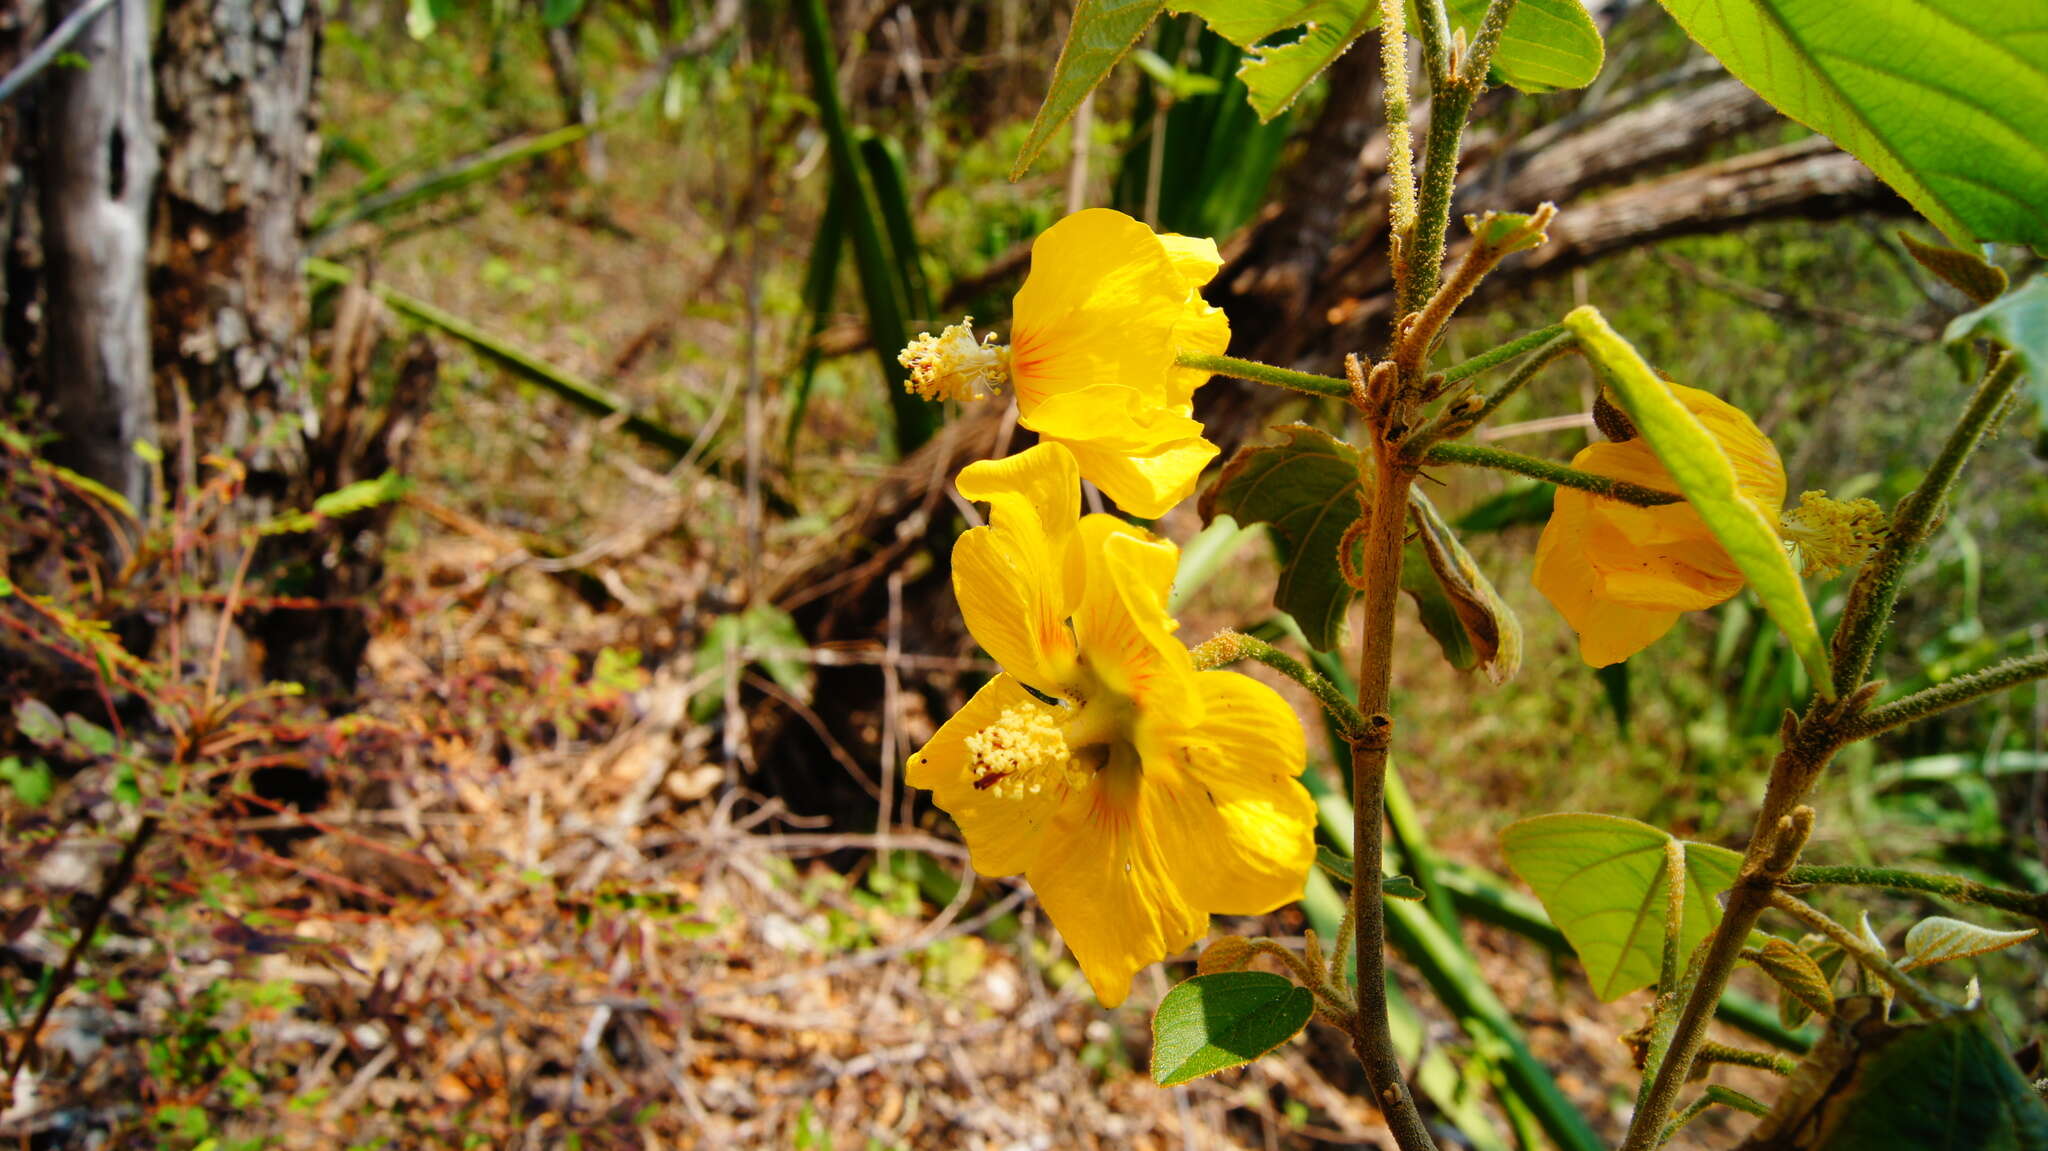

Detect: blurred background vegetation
[0, 1, 2041, 1148]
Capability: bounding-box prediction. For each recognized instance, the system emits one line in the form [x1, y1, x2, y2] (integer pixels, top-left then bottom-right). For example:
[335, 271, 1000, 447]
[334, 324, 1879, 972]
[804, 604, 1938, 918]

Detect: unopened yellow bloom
[908, 442, 1315, 1006]
[1534, 383, 1787, 667]
[898, 209, 1231, 518]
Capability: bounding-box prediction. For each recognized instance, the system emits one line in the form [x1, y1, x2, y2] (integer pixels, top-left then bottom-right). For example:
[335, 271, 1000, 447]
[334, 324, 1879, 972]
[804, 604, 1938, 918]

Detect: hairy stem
[1176, 350, 1353, 400]
[1846, 651, 2048, 740]
[1422, 441, 1682, 506]
[1438, 322, 1569, 387]
[1379, 0, 1417, 269]
[1788, 864, 2048, 922]
[1414, 331, 1576, 446]
[1831, 354, 2023, 696]
[1403, 0, 1518, 314]
[1769, 891, 1948, 1019]
[1191, 630, 1368, 738]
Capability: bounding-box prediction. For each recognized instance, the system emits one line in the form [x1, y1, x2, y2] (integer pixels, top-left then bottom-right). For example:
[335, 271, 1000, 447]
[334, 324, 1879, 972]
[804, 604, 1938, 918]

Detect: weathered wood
[37, 0, 156, 519]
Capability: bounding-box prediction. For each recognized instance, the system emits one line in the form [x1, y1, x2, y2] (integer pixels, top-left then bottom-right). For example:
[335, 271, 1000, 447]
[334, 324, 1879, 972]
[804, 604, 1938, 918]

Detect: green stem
[1846, 651, 2048, 740]
[1176, 350, 1353, 400]
[1437, 322, 1570, 387]
[1191, 630, 1368, 739]
[1788, 864, 2048, 922]
[1415, 332, 1576, 447]
[1402, 0, 1518, 314]
[1693, 1041, 1798, 1077]
[1768, 891, 1948, 1020]
[1423, 441, 1682, 506]
[1830, 354, 2024, 697]
[1411, 0, 1453, 84]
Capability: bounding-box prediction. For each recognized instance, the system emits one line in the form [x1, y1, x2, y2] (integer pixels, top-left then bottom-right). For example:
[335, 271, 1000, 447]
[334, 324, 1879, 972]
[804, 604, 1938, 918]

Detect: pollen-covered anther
[963, 704, 1073, 799]
[1780, 489, 1887, 580]
[898, 317, 1010, 403]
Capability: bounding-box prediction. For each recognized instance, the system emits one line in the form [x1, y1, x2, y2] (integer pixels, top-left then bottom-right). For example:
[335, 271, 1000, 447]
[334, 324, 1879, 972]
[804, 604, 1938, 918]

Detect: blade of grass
[785, 175, 850, 453]
[796, 0, 935, 453]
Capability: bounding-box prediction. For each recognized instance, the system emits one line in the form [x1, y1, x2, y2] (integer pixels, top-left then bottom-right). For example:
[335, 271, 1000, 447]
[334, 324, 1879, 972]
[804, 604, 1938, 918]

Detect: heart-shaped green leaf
[1655, 0, 2048, 247]
[1501, 812, 1743, 1001]
[1151, 971, 1314, 1085]
[1566, 306, 1832, 697]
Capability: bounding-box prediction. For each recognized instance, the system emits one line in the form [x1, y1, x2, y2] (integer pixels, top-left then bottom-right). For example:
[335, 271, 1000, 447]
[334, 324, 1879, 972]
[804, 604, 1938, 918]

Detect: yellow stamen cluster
[1780, 490, 1887, 580]
[963, 704, 1075, 800]
[898, 317, 1010, 403]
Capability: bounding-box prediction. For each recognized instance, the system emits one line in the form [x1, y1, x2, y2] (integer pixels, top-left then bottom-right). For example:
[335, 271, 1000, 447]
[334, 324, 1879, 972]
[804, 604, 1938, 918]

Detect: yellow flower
[899, 209, 1231, 518]
[1534, 383, 1787, 667]
[908, 442, 1315, 1006]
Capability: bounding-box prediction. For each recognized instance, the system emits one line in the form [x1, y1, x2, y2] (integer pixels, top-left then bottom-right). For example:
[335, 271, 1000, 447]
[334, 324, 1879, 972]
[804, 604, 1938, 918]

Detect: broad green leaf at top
[1946, 276, 2048, 412]
[1014, 0, 1605, 174]
[1565, 306, 1833, 698]
[1501, 812, 1744, 1001]
[1012, 0, 1165, 180]
[1655, 0, 2048, 247]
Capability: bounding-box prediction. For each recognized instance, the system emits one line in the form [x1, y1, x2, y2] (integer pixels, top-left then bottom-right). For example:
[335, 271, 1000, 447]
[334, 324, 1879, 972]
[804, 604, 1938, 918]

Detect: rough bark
[36, 0, 157, 520]
[151, 0, 321, 495]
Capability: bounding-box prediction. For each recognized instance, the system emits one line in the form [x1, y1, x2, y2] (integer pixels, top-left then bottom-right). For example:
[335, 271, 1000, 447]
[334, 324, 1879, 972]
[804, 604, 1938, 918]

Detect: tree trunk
[151, 0, 320, 500]
[36, 0, 158, 520]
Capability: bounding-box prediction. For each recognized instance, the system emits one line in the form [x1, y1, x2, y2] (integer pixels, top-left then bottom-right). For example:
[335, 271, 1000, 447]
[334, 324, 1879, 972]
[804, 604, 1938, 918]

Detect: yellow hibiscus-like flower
[1534, 383, 1787, 667]
[907, 441, 1315, 1006]
[898, 209, 1231, 518]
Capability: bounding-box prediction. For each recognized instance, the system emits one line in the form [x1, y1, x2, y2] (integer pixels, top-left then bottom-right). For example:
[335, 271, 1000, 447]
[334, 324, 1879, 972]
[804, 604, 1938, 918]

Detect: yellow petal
[1010, 209, 1192, 415]
[1028, 768, 1205, 1006]
[1533, 487, 1683, 666]
[1062, 437, 1220, 520]
[906, 675, 1063, 876]
[952, 524, 1076, 694]
[1156, 232, 1223, 289]
[1141, 673, 1316, 914]
[1671, 382, 1786, 512]
[1072, 518, 1201, 722]
[958, 442, 1087, 613]
[1167, 294, 1232, 409]
[1021, 385, 1208, 454]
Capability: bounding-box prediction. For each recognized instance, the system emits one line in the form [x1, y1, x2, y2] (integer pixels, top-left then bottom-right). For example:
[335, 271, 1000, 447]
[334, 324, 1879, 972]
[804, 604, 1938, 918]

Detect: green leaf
[15, 699, 64, 748]
[1314, 847, 1425, 900]
[1654, 0, 2048, 247]
[690, 605, 813, 723]
[1404, 488, 1521, 685]
[1199, 425, 1364, 651]
[0, 756, 53, 807]
[1565, 306, 1832, 698]
[1899, 916, 2038, 973]
[1899, 232, 2008, 307]
[1500, 812, 1743, 1001]
[1150, 971, 1313, 1085]
[1753, 1003, 2048, 1149]
[1175, 0, 1378, 121]
[64, 713, 116, 757]
[1012, 0, 1165, 179]
[1748, 936, 1836, 1020]
[1443, 0, 1604, 92]
[1946, 276, 2048, 412]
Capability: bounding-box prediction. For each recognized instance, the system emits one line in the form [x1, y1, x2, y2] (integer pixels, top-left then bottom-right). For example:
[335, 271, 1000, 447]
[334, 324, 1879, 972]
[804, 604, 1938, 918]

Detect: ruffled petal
[958, 442, 1087, 616]
[906, 675, 1063, 876]
[1140, 673, 1315, 915]
[1021, 385, 1208, 454]
[1534, 486, 1684, 666]
[1166, 294, 1232, 409]
[1064, 437, 1219, 520]
[1009, 209, 1195, 415]
[1156, 233, 1223, 289]
[1028, 765, 1204, 1006]
[952, 525, 1076, 695]
[1671, 382, 1786, 512]
[1072, 518, 1201, 723]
